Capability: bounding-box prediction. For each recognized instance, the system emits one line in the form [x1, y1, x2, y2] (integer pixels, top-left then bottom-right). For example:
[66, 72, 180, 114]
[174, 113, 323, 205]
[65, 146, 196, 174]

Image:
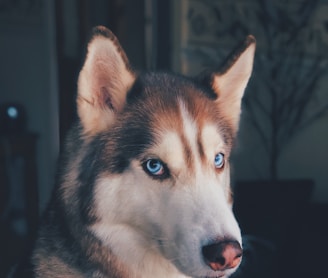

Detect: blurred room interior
[1, 0, 328, 277]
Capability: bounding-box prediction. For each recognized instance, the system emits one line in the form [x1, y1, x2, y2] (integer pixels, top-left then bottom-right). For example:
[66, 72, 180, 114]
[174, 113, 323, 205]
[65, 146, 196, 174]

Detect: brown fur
[13, 26, 255, 278]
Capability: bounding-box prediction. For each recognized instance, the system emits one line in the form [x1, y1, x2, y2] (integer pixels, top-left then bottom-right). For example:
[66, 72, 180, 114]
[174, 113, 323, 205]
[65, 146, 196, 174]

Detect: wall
[235, 107, 328, 203]
[0, 0, 59, 211]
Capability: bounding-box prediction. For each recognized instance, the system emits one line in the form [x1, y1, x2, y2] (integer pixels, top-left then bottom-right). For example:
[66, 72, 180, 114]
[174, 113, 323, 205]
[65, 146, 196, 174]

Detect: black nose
[202, 240, 242, 271]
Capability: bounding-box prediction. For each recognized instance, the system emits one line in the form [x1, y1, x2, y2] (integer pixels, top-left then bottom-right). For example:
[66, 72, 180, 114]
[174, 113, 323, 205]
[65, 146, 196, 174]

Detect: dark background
[0, 0, 328, 277]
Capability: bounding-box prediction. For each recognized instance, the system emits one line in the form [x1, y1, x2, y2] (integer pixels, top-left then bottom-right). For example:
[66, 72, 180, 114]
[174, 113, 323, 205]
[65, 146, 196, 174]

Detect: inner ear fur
[77, 26, 136, 135]
[199, 35, 256, 135]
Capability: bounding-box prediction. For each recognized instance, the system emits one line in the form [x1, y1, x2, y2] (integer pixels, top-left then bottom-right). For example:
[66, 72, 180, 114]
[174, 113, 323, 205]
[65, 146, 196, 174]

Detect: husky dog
[28, 26, 255, 277]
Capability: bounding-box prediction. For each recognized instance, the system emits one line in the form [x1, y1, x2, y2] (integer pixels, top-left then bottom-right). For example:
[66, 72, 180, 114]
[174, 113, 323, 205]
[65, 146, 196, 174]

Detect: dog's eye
[214, 153, 225, 169]
[142, 159, 168, 179]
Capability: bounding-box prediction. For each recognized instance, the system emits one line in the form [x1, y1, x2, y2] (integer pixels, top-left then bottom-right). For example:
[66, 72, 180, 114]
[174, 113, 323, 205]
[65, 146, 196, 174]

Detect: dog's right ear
[197, 35, 255, 135]
[77, 26, 136, 135]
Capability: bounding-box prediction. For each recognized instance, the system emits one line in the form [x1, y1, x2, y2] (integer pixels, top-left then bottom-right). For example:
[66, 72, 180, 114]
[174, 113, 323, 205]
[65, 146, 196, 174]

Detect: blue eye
[214, 153, 225, 169]
[143, 159, 167, 178]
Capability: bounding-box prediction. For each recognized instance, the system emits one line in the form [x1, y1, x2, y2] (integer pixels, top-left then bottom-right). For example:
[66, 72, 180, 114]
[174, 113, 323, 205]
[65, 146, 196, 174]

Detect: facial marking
[178, 99, 227, 176]
[178, 100, 200, 176]
[149, 131, 185, 175]
[201, 124, 226, 166]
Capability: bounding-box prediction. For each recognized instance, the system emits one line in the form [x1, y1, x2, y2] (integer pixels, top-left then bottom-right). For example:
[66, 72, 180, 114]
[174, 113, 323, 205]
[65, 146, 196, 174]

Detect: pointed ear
[199, 35, 256, 134]
[77, 26, 136, 135]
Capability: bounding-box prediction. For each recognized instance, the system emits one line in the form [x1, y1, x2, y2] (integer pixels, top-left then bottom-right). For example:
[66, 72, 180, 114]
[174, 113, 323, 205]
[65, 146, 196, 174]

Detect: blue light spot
[7, 107, 18, 119]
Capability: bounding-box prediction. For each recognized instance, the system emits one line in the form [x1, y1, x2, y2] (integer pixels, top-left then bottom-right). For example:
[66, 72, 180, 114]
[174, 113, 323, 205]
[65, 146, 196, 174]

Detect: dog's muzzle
[202, 240, 242, 271]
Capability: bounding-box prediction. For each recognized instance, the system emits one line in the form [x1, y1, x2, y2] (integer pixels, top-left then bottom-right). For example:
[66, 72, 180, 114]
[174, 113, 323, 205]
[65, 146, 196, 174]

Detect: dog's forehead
[124, 72, 233, 144]
[127, 73, 217, 120]
[148, 100, 227, 176]
[125, 73, 230, 166]
[105, 72, 233, 174]
[128, 72, 213, 104]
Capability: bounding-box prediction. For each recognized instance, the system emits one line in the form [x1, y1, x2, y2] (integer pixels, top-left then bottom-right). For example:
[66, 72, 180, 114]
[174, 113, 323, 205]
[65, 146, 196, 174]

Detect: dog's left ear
[199, 36, 256, 134]
[77, 26, 136, 135]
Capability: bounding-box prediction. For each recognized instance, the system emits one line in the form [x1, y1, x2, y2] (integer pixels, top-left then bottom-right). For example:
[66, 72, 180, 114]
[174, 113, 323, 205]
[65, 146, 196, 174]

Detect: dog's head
[74, 26, 255, 277]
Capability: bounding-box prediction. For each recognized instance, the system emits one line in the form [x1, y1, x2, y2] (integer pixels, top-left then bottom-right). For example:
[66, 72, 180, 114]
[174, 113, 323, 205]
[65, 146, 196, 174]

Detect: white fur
[90, 98, 242, 278]
[151, 131, 185, 175]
